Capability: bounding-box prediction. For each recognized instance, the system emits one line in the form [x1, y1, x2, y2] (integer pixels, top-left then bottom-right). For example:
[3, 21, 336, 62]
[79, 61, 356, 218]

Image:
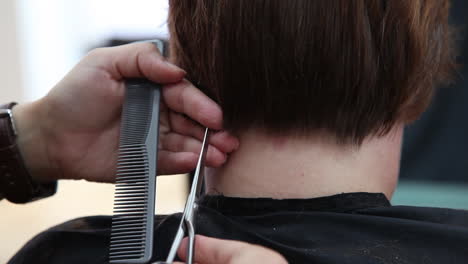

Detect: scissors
[154, 128, 210, 264]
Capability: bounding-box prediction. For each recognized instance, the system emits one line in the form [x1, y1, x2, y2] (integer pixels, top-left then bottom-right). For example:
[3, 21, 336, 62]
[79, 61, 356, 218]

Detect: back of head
[169, 0, 455, 144]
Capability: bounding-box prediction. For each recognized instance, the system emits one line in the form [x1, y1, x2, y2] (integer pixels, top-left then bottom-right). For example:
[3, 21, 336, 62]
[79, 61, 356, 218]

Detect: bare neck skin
[205, 126, 403, 200]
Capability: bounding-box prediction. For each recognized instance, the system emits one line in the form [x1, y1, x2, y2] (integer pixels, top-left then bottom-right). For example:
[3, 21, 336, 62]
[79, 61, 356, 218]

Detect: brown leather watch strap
[0, 103, 56, 203]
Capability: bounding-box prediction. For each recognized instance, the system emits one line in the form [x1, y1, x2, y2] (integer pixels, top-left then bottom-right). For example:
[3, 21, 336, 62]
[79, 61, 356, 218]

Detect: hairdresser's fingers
[157, 150, 198, 175]
[168, 111, 206, 139]
[177, 235, 288, 264]
[169, 112, 239, 153]
[160, 133, 227, 167]
[85, 42, 186, 84]
[209, 131, 240, 153]
[178, 235, 242, 264]
[163, 80, 223, 130]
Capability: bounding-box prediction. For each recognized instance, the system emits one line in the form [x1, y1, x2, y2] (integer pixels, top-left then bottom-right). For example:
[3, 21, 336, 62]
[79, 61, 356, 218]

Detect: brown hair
[169, 0, 455, 144]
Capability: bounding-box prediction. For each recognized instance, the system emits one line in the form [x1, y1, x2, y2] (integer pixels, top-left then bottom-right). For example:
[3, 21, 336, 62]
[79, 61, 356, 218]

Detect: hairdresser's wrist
[12, 100, 58, 182]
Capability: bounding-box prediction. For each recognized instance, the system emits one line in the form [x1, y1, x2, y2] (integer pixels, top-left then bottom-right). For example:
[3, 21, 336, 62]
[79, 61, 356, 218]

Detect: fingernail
[232, 140, 240, 151]
[164, 61, 186, 74]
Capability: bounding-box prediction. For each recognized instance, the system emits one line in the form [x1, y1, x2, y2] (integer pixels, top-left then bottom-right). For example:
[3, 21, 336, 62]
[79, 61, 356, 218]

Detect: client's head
[168, 0, 455, 145]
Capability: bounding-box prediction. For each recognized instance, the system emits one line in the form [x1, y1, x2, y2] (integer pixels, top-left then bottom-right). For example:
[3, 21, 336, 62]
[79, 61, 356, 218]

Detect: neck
[205, 127, 403, 200]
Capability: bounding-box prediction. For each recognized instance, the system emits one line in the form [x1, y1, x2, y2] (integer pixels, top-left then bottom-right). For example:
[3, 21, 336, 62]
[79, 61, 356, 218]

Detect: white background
[16, 0, 169, 100]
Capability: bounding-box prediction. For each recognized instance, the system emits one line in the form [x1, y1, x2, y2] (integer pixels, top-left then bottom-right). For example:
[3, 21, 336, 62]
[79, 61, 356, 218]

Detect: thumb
[177, 235, 288, 264]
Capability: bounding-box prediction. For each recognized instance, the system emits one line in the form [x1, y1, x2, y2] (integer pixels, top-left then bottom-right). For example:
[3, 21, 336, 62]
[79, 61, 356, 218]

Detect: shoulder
[8, 216, 112, 264]
[357, 205, 468, 227]
[9, 215, 172, 264]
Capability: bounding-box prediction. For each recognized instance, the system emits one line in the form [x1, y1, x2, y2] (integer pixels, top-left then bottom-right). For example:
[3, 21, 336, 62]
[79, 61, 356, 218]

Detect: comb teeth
[110, 79, 160, 263]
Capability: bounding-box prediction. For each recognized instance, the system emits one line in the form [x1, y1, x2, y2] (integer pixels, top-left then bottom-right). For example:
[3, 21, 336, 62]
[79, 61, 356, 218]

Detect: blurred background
[0, 0, 467, 262]
[0, 0, 190, 262]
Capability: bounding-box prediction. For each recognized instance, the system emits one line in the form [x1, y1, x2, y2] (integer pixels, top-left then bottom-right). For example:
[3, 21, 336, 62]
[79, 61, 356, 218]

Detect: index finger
[163, 80, 224, 130]
[85, 42, 186, 84]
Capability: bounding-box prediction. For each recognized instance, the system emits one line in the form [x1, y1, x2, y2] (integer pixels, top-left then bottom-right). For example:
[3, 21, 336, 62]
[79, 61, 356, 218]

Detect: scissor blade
[165, 225, 185, 263]
[161, 128, 210, 264]
[193, 128, 210, 197]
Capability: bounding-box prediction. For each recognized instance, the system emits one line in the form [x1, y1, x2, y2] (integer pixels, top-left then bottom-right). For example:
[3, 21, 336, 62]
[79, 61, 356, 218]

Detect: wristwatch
[0, 103, 57, 203]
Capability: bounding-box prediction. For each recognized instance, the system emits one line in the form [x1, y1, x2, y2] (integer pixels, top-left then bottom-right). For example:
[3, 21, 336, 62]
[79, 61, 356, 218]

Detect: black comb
[109, 78, 160, 263]
[109, 39, 165, 264]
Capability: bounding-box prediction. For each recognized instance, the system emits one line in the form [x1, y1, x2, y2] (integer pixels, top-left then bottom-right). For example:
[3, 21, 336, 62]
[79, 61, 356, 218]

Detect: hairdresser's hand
[174, 235, 288, 264]
[13, 42, 239, 183]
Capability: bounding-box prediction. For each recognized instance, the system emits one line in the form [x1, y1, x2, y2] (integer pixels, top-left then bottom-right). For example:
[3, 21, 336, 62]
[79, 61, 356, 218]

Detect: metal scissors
[154, 128, 210, 264]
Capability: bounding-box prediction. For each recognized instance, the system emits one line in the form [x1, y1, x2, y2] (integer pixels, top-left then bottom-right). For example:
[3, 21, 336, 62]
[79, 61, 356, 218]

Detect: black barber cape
[9, 193, 468, 264]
